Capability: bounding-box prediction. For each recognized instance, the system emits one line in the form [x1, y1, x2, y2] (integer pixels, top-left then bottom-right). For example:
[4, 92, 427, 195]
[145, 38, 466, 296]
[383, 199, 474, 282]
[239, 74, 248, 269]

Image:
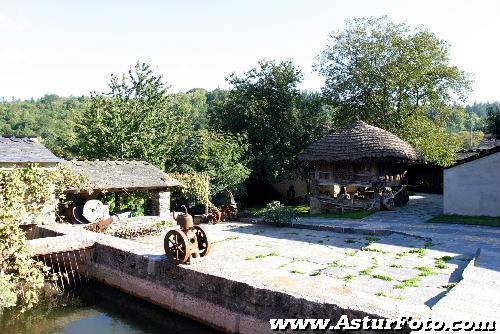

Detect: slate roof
[298, 121, 420, 163]
[448, 145, 500, 169]
[66, 160, 181, 192]
[0, 136, 63, 164]
[456, 135, 499, 161]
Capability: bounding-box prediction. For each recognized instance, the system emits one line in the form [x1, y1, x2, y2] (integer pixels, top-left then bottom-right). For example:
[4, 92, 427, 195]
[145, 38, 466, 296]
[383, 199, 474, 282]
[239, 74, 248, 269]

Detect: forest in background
[1, 16, 499, 206]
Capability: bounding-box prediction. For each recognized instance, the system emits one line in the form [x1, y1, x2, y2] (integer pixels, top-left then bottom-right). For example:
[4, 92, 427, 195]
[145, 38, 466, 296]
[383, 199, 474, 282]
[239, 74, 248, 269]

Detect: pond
[0, 282, 219, 334]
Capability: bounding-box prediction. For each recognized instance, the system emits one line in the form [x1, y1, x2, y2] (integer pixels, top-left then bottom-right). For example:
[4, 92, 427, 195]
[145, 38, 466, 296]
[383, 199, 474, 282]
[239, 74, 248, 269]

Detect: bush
[259, 201, 296, 226]
[0, 165, 86, 313]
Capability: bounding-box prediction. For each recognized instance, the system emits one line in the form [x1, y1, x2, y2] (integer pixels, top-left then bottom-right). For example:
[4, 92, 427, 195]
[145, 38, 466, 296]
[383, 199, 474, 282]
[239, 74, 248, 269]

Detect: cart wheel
[381, 194, 395, 211]
[193, 225, 211, 257]
[164, 229, 191, 264]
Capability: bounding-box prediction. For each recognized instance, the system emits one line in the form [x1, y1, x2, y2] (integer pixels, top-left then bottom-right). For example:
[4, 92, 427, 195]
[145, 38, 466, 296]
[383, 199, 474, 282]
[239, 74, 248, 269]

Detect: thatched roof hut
[299, 121, 420, 213]
[299, 121, 420, 163]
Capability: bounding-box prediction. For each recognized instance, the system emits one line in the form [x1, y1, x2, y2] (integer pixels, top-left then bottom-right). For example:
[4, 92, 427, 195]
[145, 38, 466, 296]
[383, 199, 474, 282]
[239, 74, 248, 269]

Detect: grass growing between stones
[245, 251, 279, 260]
[409, 248, 427, 257]
[345, 250, 358, 256]
[435, 255, 453, 269]
[389, 263, 403, 268]
[341, 274, 356, 283]
[375, 292, 405, 300]
[395, 251, 409, 259]
[359, 258, 378, 276]
[362, 247, 387, 254]
[395, 277, 421, 289]
[371, 274, 393, 281]
[442, 283, 457, 290]
[415, 266, 438, 277]
[325, 260, 346, 269]
[214, 236, 240, 243]
[290, 269, 305, 274]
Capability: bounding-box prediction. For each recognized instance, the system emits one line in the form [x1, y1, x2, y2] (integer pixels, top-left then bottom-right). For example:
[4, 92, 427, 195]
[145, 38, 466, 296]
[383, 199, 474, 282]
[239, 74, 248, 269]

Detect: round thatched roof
[299, 121, 420, 163]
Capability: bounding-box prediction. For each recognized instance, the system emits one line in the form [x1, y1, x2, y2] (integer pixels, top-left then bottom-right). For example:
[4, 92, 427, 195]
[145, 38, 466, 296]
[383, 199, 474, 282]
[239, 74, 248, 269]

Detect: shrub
[259, 201, 297, 226]
[0, 165, 86, 313]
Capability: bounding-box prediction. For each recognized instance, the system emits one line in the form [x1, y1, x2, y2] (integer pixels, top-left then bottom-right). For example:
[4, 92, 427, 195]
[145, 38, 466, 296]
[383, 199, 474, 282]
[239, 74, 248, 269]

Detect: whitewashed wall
[444, 152, 500, 217]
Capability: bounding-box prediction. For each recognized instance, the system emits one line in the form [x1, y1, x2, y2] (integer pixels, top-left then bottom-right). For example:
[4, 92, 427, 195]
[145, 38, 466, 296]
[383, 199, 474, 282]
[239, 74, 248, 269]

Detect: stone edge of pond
[28, 223, 429, 333]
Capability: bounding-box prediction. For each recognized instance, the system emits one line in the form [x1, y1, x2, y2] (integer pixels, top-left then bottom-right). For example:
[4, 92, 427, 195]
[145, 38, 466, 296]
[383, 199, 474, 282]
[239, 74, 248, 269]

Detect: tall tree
[75, 63, 250, 197]
[75, 62, 193, 170]
[209, 59, 334, 183]
[316, 16, 471, 166]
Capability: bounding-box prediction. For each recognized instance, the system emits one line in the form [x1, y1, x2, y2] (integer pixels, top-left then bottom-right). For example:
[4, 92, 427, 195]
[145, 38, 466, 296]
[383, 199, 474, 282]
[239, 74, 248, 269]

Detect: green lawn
[427, 215, 500, 227]
[241, 204, 373, 220]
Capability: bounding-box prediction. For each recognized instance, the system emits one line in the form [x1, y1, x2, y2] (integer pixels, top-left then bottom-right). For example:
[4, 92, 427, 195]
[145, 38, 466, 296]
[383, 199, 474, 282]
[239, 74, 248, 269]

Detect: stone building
[0, 136, 63, 224]
[444, 146, 500, 217]
[0, 136, 62, 169]
[299, 121, 420, 213]
[66, 160, 180, 219]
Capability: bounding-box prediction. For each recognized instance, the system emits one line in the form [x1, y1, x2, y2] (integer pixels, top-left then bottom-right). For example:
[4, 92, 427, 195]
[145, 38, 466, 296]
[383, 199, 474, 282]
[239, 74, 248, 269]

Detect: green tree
[485, 103, 500, 137]
[172, 130, 250, 195]
[209, 59, 334, 183]
[316, 16, 471, 166]
[0, 95, 86, 157]
[75, 62, 193, 170]
[74, 63, 250, 199]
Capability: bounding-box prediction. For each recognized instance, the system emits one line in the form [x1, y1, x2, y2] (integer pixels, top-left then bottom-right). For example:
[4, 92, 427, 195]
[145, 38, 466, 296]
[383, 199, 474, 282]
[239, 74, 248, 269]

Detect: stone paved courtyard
[136, 222, 469, 312]
[132, 193, 500, 322]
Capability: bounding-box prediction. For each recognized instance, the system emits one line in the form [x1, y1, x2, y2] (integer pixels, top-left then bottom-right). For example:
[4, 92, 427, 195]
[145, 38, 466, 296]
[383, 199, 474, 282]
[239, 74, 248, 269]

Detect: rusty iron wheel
[164, 229, 191, 264]
[193, 225, 211, 257]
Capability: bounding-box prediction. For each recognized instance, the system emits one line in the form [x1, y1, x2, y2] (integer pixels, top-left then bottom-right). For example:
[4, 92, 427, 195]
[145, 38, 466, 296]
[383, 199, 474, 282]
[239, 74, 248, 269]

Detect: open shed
[66, 160, 181, 218]
[299, 121, 420, 213]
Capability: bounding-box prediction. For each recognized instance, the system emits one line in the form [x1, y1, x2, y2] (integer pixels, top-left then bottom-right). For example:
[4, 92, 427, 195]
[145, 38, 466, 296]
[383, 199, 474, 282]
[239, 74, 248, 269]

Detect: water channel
[0, 282, 219, 334]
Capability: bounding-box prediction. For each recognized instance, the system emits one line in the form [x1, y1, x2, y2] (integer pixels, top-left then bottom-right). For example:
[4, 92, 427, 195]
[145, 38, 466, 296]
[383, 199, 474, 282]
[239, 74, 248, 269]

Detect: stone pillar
[151, 190, 171, 219]
[309, 196, 322, 214]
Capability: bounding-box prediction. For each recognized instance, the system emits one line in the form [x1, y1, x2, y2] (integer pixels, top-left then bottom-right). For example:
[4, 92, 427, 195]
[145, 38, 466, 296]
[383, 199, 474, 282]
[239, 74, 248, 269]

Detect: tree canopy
[208, 59, 334, 183]
[74, 62, 193, 170]
[70, 62, 250, 200]
[316, 16, 472, 166]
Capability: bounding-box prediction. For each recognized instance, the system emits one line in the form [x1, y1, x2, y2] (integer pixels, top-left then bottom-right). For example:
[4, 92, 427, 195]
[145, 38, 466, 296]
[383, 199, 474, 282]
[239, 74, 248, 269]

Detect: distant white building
[444, 146, 500, 217]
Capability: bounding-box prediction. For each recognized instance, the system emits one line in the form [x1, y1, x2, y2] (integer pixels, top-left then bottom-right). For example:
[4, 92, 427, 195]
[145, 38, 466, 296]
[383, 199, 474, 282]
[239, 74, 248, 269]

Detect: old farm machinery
[165, 206, 211, 264]
[66, 199, 114, 232]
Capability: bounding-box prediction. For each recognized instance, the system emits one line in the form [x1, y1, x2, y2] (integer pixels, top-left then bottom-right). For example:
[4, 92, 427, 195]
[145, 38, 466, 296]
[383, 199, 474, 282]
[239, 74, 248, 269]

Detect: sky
[1, 0, 499, 103]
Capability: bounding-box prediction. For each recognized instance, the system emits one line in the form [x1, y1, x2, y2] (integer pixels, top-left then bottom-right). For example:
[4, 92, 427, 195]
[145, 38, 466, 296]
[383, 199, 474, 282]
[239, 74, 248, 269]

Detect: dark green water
[0, 282, 219, 334]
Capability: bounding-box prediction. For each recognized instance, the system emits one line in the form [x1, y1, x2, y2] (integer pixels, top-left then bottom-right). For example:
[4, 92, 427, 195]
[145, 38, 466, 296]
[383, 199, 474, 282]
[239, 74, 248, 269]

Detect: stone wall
[444, 152, 500, 217]
[89, 243, 387, 334]
[151, 190, 171, 218]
